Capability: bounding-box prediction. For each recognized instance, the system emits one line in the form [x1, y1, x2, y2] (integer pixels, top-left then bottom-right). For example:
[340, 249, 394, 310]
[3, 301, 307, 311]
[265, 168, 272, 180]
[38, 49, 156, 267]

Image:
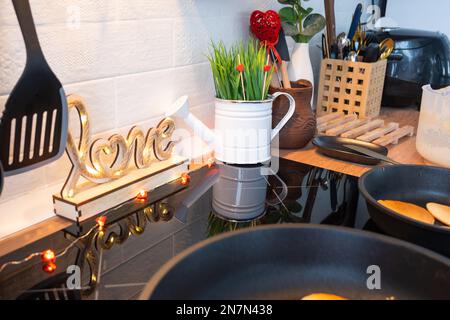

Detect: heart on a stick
[250, 10, 281, 45]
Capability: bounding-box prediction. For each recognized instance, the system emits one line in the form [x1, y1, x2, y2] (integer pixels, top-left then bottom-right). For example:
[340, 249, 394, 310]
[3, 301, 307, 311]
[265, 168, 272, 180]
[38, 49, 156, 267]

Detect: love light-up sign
[53, 95, 189, 222]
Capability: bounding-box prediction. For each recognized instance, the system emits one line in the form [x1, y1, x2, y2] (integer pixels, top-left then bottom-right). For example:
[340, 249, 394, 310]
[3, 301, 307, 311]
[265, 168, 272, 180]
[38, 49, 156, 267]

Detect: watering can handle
[271, 92, 296, 141]
[265, 168, 289, 207]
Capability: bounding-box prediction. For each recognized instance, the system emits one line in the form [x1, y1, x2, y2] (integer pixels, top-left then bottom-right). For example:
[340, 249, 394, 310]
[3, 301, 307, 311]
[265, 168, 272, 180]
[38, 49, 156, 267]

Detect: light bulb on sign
[96, 216, 107, 231]
[207, 158, 216, 169]
[136, 190, 148, 202]
[180, 173, 191, 186]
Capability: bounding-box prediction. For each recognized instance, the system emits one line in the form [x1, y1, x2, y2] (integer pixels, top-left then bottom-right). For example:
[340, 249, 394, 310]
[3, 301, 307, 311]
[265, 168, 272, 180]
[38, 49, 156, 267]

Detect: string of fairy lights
[0, 172, 193, 275]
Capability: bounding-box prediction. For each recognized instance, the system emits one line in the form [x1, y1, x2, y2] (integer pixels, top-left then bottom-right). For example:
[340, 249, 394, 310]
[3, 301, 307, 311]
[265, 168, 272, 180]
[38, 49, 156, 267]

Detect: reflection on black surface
[1, 159, 374, 300]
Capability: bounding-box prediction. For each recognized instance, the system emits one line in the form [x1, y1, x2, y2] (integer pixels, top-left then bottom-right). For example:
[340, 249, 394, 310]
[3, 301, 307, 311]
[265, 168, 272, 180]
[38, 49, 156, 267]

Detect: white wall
[0, 0, 363, 238]
[387, 0, 450, 36]
[0, 0, 269, 237]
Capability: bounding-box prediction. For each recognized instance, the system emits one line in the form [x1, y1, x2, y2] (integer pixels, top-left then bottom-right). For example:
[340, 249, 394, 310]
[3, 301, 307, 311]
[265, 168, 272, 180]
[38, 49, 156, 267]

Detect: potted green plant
[205, 40, 296, 164]
[278, 0, 326, 85]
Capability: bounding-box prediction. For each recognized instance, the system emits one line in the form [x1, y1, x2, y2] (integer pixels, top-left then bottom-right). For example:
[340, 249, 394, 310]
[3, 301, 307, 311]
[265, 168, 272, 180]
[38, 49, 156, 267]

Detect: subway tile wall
[0, 0, 360, 237]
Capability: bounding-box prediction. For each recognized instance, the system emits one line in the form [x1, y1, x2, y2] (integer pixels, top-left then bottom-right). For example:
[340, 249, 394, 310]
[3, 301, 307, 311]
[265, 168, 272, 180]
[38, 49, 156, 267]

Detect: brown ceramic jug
[270, 80, 316, 149]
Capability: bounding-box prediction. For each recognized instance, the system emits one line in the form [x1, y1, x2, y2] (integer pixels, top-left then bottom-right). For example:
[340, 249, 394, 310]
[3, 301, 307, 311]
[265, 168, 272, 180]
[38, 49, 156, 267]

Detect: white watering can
[166, 94, 295, 165]
[173, 163, 288, 222]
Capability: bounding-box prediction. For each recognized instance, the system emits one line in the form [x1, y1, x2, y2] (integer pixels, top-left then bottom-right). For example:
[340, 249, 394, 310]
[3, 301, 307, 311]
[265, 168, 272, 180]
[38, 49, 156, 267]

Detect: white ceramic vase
[288, 43, 314, 105]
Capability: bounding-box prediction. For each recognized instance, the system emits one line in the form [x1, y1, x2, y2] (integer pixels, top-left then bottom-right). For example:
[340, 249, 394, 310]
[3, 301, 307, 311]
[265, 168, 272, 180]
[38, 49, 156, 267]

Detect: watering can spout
[167, 96, 216, 145]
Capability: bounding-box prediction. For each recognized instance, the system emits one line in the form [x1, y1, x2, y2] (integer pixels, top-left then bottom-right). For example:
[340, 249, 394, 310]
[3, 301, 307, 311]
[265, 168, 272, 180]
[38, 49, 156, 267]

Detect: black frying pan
[360, 165, 450, 257]
[140, 225, 450, 300]
[313, 136, 389, 165]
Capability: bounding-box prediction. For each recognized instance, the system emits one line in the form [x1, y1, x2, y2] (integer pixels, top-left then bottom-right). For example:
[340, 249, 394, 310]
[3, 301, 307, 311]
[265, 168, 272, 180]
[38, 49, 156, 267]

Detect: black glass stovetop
[0, 159, 382, 300]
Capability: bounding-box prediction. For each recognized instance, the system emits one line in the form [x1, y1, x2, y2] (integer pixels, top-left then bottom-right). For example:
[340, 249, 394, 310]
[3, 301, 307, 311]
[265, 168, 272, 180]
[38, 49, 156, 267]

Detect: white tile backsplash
[0, 0, 364, 237]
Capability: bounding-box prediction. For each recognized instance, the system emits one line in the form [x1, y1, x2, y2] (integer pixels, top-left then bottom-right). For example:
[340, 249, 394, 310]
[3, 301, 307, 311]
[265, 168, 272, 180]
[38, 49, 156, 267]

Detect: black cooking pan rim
[312, 136, 389, 165]
[359, 165, 450, 235]
[139, 224, 450, 300]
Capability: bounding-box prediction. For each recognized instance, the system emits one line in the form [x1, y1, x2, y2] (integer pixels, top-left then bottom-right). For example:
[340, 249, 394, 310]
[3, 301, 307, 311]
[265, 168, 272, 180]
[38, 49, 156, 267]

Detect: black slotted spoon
[0, 0, 68, 176]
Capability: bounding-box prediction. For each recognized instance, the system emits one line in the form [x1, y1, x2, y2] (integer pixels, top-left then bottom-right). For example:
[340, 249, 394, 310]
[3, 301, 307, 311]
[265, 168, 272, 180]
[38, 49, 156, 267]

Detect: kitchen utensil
[360, 165, 450, 257]
[346, 51, 358, 62]
[330, 43, 339, 59]
[343, 144, 400, 165]
[275, 28, 291, 89]
[322, 33, 329, 59]
[347, 3, 363, 41]
[362, 43, 380, 63]
[313, 136, 388, 165]
[379, 38, 394, 60]
[336, 32, 348, 59]
[141, 225, 450, 300]
[324, 0, 336, 52]
[0, 0, 68, 176]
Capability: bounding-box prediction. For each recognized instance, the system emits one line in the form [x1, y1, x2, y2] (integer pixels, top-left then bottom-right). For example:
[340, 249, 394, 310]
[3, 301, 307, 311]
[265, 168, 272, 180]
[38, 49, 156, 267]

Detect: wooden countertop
[280, 107, 426, 177]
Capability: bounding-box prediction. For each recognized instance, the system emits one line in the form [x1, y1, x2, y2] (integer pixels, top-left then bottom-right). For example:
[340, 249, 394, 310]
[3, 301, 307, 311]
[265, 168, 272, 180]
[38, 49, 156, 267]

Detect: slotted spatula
[0, 0, 68, 176]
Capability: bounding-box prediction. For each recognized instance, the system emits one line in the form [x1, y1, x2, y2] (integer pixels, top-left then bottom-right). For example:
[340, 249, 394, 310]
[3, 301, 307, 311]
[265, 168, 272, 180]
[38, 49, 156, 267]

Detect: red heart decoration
[250, 10, 281, 45]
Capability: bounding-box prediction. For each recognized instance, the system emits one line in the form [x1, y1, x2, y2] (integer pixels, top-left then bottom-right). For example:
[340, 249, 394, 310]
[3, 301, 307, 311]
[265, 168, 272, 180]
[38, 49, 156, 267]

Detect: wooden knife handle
[324, 0, 336, 49]
[281, 61, 291, 89]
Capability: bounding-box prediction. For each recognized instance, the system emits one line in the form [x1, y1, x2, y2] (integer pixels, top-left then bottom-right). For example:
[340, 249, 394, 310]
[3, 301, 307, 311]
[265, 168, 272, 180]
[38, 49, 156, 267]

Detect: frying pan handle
[271, 92, 296, 141]
[12, 0, 44, 59]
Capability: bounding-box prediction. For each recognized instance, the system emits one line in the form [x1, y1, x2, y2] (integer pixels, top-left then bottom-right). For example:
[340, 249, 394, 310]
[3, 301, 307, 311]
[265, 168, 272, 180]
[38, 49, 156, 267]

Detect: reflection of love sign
[53, 95, 189, 222]
[62, 95, 177, 199]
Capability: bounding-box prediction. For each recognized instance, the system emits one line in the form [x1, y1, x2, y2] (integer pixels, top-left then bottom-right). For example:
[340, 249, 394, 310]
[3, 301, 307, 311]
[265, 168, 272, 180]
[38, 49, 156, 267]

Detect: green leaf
[282, 22, 299, 37]
[293, 34, 313, 43]
[279, 7, 297, 23]
[208, 39, 271, 101]
[301, 13, 326, 37]
[277, 0, 297, 4]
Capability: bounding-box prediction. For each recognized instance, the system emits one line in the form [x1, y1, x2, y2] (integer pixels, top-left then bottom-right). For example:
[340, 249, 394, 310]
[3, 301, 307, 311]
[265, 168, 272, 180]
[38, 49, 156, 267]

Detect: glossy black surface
[313, 136, 389, 165]
[0, 160, 446, 300]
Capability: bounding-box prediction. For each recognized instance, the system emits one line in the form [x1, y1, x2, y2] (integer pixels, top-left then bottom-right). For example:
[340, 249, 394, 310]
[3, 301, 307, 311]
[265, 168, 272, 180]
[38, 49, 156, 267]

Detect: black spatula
[0, 0, 68, 176]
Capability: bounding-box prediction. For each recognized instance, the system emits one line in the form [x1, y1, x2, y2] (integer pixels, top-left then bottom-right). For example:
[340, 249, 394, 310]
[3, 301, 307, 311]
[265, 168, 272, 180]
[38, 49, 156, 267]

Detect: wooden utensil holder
[317, 59, 387, 119]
